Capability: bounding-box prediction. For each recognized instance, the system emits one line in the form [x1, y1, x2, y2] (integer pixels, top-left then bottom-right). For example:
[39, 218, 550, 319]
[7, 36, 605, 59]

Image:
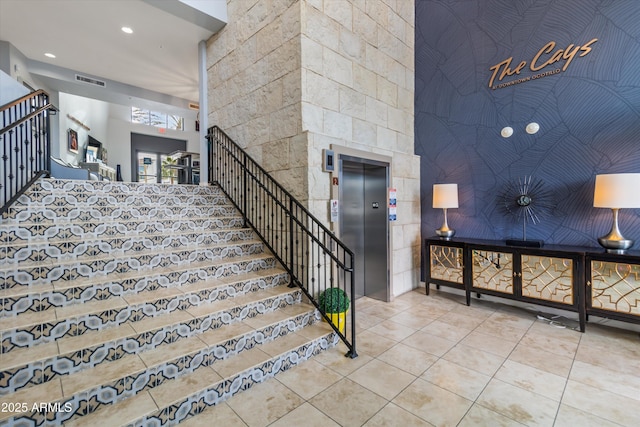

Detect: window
[131, 107, 184, 131]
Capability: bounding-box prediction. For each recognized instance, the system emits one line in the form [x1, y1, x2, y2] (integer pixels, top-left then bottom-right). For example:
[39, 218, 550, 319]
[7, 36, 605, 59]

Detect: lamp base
[435, 228, 455, 240]
[598, 236, 634, 254]
[598, 208, 634, 254]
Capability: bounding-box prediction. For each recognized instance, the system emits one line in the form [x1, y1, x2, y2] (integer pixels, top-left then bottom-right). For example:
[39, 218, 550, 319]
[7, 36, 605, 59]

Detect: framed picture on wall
[68, 129, 78, 153]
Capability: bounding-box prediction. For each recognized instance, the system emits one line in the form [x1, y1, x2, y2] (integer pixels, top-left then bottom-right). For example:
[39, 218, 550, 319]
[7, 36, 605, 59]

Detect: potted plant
[318, 287, 350, 333]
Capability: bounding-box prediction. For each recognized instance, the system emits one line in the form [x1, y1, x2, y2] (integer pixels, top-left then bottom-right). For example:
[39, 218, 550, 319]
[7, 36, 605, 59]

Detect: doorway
[136, 152, 179, 184]
[130, 132, 186, 183]
[339, 155, 389, 301]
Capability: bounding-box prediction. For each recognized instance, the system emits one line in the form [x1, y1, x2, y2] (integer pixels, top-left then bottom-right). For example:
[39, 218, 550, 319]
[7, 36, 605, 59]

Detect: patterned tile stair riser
[0, 311, 327, 426]
[1, 243, 270, 288]
[135, 333, 339, 427]
[0, 254, 280, 318]
[1, 267, 288, 316]
[0, 271, 288, 372]
[0, 178, 341, 426]
[0, 284, 301, 377]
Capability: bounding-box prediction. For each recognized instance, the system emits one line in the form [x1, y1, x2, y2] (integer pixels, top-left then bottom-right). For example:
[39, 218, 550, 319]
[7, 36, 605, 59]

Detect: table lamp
[593, 173, 640, 253]
[433, 183, 458, 239]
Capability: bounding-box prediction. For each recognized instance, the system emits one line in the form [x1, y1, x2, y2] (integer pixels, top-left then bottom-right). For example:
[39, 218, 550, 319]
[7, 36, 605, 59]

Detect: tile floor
[185, 287, 640, 427]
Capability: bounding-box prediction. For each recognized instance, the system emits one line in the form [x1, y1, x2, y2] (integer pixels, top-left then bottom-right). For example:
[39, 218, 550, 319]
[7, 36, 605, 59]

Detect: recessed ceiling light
[44, 53, 56, 58]
[121, 26, 133, 34]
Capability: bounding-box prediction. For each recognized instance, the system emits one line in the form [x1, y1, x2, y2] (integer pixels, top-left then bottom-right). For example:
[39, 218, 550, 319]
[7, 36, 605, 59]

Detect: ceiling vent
[188, 102, 199, 110]
[75, 74, 106, 88]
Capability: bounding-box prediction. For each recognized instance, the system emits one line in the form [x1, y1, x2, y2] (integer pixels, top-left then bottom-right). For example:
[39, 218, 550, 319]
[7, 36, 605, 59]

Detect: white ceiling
[0, 0, 225, 104]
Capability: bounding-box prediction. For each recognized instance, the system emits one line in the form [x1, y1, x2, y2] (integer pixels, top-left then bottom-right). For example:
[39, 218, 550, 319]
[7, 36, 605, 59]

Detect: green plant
[161, 156, 178, 184]
[318, 287, 350, 313]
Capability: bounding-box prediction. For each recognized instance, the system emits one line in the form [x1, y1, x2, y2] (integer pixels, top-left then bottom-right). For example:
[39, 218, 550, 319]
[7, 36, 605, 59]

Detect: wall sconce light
[593, 173, 640, 253]
[525, 122, 540, 134]
[501, 123, 540, 137]
[433, 183, 458, 239]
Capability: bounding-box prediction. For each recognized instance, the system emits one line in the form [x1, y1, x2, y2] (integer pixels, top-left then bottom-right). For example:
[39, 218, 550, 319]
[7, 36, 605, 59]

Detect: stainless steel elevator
[340, 156, 389, 301]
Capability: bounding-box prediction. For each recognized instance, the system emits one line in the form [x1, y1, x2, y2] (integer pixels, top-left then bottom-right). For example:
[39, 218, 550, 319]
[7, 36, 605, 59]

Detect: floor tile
[494, 360, 567, 402]
[476, 379, 559, 427]
[507, 342, 574, 378]
[269, 402, 340, 427]
[377, 342, 439, 377]
[348, 358, 416, 400]
[458, 404, 527, 427]
[474, 319, 529, 342]
[460, 330, 518, 358]
[353, 330, 397, 357]
[393, 378, 473, 426]
[401, 330, 457, 357]
[388, 309, 436, 329]
[225, 379, 304, 427]
[179, 402, 248, 427]
[562, 379, 640, 426]
[553, 404, 622, 427]
[309, 378, 388, 427]
[312, 345, 374, 376]
[363, 402, 433, 426]
[436, 310, 486, 329]
[420, 319, 473, 342]
[519, 328, 580, 359]
[443, 343, 506, 377]
[569, 359, 640, 400]
[422, 358, 492, 401]
[275, 359, 343, 400]
[367, 319, 417, 342]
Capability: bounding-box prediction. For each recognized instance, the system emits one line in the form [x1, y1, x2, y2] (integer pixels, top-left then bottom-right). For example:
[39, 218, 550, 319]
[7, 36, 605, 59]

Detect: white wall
[107, 103, 199, 182]
[56, 93, 198, 180]
[58, 93, 109, 164]
[0, 70, 29, 106]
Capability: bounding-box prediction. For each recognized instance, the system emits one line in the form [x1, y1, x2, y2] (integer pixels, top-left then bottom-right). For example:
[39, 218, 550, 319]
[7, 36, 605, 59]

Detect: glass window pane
[161, 155, 178, 184]
[137, 152, 157, 183]
[150, 111, 167, 128]
[168, 115, 184, 130]
[132, 107, 149, 125]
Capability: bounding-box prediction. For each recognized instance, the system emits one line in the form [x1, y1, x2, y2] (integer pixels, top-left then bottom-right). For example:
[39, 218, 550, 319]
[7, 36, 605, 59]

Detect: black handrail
[207, 126, 357, 358]
[1, 90, 56, 215]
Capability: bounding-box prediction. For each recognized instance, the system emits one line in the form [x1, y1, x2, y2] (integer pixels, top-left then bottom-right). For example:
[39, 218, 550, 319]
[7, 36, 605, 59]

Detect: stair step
[1, 263, 287, 319]
[0, 178, 341, 426]
[2, 226, 255, 252]
[1, 280, 299, 354]
[0, 217, 247, 246]
[1, 250, 278, 289]
[65, 323, 335, 427]
[2, 237, 266, 270]
[0, 285, 306, 396]
[0, 307, 331, 425]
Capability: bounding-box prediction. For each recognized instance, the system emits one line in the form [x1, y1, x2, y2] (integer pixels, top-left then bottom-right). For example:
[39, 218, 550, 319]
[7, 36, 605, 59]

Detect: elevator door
[340, 157, 389, 301]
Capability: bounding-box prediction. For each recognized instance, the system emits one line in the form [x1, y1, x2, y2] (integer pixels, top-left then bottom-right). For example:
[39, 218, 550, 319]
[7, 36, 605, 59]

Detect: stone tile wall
[206, 0, 420, 297]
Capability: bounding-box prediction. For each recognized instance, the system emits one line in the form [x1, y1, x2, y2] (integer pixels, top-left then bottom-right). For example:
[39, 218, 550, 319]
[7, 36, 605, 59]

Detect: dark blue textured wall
[416, 0, 640, 247]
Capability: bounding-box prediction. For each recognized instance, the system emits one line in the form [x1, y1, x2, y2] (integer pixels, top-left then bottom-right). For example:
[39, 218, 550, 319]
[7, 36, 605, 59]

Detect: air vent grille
[75, 74, 106, 87]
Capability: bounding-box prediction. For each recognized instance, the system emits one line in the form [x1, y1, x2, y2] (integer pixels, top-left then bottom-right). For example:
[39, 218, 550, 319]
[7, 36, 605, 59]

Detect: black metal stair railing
[1, 90, 56, 215]
[207, 126, 357, 358]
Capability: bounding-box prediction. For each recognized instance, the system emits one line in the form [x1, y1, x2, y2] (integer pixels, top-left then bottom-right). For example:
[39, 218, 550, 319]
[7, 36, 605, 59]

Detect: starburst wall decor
[499, 176, 553, 247]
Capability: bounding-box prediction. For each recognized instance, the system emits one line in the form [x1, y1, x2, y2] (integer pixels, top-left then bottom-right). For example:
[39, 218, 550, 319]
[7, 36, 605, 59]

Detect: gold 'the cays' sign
[489, 38, 598, 89]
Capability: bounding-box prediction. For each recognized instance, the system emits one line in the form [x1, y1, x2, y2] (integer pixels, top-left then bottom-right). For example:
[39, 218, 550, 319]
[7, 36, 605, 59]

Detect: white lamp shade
[594, 173, 640, 208]
[433, 183, 459, 209]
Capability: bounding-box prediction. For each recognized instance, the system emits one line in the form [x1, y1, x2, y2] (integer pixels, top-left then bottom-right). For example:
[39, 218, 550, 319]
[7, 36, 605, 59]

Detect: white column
[198, 39, 209, 185]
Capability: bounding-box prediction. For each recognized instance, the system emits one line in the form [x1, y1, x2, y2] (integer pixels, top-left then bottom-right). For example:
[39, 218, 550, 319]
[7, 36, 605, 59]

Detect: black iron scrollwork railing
[1, 90, 56, 215]
[207, 126, 357, 358]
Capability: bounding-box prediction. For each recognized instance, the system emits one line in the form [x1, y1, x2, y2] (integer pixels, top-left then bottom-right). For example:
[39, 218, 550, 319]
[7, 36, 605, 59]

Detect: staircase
[0, 178, 338, 426]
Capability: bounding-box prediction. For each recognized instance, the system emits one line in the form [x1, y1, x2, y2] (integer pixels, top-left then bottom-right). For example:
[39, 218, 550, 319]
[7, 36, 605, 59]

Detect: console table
[425, 237, 640, 332]
[79, 161, 116, 181]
